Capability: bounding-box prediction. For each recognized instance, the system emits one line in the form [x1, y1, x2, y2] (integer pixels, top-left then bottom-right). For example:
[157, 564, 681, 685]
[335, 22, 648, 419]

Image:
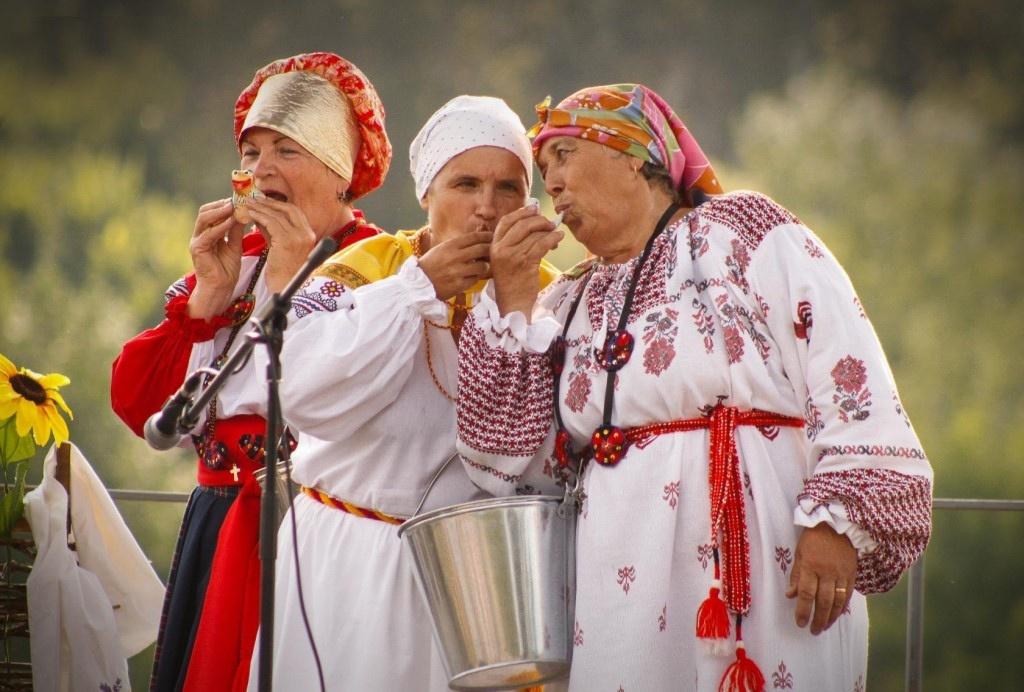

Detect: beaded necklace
[412, 226, 471, 402]
[550, 203, 680, 472]
[194, 247, 269, 470]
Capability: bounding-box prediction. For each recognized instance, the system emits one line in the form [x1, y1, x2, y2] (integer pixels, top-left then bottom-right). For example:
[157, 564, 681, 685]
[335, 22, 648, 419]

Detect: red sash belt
[194, 414, 271, 487]
[626, 406, 804, 615]
[300, 486, 405, 525]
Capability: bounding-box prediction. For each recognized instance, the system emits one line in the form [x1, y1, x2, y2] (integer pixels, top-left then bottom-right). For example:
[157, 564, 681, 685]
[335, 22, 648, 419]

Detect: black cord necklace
[550, 203, 681, 472]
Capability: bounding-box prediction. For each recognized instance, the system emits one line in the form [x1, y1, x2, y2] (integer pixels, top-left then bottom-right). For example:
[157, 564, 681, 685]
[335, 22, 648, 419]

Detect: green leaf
[0, 417, 36, 464]
[0, 461, 29, 538]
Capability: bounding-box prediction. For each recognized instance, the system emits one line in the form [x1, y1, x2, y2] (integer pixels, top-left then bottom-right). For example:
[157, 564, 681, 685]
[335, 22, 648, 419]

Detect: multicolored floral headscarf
[234, 52, 392, 200]
[529, 84, 723, 202]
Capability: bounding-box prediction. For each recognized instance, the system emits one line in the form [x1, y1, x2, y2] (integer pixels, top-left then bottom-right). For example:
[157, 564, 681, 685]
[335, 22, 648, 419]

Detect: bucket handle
[407, 451, 460, 522]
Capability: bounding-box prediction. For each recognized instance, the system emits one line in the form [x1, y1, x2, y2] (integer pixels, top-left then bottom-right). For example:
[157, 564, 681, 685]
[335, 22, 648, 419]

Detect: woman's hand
[188, 199, 246, 320]
[418, 231, 494, 301]
[786, 523, 859, 635]
[244, 197, 320, 292]
[490, 205, 563, 317]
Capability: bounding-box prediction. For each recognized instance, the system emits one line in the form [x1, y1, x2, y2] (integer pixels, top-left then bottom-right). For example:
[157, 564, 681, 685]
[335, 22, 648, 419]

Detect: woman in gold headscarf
[110, 52, 391, 692]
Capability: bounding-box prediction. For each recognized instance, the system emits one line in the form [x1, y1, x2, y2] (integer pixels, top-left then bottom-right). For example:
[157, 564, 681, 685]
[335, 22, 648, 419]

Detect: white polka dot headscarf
[409, 95, 533, 201]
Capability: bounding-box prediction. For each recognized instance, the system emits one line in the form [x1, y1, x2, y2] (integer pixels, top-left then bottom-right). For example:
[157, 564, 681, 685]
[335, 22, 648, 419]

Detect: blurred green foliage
[1, 1, 1021, 689]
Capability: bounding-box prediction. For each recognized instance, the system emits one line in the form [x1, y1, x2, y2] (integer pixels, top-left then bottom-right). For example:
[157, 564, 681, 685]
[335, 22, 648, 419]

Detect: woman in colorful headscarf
[244, 95, 560, 690]
[110, 52, 391, 692]
[246, 94, 561, 690]
[456, 84, 933, 691]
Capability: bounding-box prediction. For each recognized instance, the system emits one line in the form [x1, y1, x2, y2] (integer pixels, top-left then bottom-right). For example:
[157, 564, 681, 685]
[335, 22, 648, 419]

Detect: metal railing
[102, 490, 1024, 691]
[903, 498, 1024, 692]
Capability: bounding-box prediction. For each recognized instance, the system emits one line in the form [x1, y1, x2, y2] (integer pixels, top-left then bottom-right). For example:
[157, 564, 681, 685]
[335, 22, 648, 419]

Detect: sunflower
[0, 353, 73, 446]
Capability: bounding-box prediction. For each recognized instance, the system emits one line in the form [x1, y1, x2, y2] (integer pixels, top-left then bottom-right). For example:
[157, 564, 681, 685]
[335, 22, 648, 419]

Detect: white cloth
[409, 95, 533, 200]
[247, 255, 487, 690]
[25, 442, 165, 692]
[457, 192, 933, 691]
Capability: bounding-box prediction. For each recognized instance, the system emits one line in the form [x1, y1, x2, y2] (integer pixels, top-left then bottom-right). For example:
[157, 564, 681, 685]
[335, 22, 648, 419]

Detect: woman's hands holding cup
[490, 201, 564, 317]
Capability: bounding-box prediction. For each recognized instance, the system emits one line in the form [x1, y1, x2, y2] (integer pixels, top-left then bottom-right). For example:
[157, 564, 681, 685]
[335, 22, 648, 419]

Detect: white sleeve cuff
[794, 499, 879, 556]
[356, 256, 447, 322]
[475, 281, 560, 354]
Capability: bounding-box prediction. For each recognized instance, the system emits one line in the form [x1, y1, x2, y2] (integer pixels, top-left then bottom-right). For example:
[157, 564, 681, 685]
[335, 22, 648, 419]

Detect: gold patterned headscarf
[240, 70, 359, 184]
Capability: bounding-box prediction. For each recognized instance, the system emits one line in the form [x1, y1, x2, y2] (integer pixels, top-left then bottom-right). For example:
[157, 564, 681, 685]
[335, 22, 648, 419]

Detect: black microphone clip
[143, 371, 203, 450]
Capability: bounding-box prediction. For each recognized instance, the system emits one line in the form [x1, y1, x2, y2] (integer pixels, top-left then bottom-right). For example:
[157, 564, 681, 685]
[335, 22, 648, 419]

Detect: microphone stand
[174, 237, 339, 692]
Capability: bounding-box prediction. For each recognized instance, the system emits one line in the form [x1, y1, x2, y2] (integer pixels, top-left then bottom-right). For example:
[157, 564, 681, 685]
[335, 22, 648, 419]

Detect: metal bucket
[253, 461, 296, 529]
[398, 495, 577, 691]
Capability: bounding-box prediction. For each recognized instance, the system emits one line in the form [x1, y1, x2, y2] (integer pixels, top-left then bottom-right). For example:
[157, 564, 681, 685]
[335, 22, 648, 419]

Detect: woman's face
[421, 146, 528, 244]
[537, 136, 637, 259]
[239, 126, 350, 236]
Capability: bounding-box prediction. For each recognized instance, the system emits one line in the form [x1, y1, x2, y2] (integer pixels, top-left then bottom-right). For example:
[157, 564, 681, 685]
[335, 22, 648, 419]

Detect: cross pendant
[230, 464, 240, 482]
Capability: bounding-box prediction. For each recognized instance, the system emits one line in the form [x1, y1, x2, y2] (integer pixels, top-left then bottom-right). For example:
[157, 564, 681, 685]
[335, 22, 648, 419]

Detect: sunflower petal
[45, 405, 68, 445]
[15, 398, 37, 438]
[49, 390, 73, 418]
[0, 397, 18, 420]
[0, 353, 15, 376]
[0, 381, 14, 398]
[39, 373, 70, 389]
[31, 407, 52, 446]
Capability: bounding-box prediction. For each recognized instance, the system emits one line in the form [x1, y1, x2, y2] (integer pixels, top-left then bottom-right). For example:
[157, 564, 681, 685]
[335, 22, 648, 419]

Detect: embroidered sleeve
[743, 201, 932, 591]
[455, 280, 571, 496]
[111, 279, 231, 437]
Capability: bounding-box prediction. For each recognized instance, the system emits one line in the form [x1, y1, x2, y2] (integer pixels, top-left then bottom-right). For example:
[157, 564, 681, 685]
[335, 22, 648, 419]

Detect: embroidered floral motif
[817, 444, 927, 462]
[100, 679, 123, 692]
[291, 280, 342, 318]
[771, 662, 794, 689]
[715, 294, 745, 364]
[854, 675, 865, 692]
[617, 565, 637, 594]
[662, 480, 680, 509]
[699, 192, 801, 250]
[758, 425, 780, 441]
[691, 298, 716, 354]
[642, 308, 679, 375]
[804, 237, 824, 259]
[804, 397, 825, 440]
[726, 238, 752, 293]
[320, 279, 344, 298]
[794, 300, 813, 342]
[854, 296, 867, 319]
[893, 390, 911, 427]
[193, 435, 228, 470]
[688, 214, 710, 259]
[743, 471, 753, 501]
[831, 355, 872, 422]
[697, 543, 715, 570]
[574, 619, 584, 646]
[775, 546, 793, 574]
[658, 604, 668, 632]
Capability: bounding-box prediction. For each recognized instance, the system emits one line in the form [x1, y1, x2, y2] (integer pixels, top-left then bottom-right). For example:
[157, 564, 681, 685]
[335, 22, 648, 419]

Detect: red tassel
[696, 580, 731, 656]
[718, 642, 765, 692]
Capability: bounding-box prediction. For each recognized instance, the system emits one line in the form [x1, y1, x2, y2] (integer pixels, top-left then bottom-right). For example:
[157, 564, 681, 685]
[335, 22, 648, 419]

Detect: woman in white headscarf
[251, 95, 561, 690]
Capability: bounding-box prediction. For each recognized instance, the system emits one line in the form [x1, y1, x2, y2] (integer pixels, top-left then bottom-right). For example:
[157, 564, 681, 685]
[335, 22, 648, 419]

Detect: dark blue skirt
[150, 485, 239, 692]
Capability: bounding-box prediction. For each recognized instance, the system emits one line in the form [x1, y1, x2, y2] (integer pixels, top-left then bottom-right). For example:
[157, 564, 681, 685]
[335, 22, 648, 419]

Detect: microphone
[144, 371, 203, 450]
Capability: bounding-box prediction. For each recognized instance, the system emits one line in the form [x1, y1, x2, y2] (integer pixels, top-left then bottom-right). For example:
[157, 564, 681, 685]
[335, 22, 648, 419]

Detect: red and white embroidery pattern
[688, 214, 710, 259]
[799, 468, 932, 593]
[292, 279, 345, 317]
[642, 308, 679, 375]
[658, 604, 667, 632]
[774, 546, 793, 574]
[726, 238, 752, 293]
[831, 355, 872, 422]
[566, 344, 594, 413]
[697, 543, 714, 570]
[662, 480, 680, 509]
[457, 313, 553, 457]
[715, 294, 746, 364]
[854, 675, 865, 692]
[463, 458, 521, 485]
[816, 444, 927, 462]
[617, 565, 637, 594]
[794, 300, 813, 342]
[691, 298, 716, 353]
[893, 390, 911, 428]
[772, 661, 794, 689]
[804, 237, 824, 259]
[573, 620, 584, 647]
[804, 397, 825, 440]
[699, 192, 801, 250]
[854, 295, 867, 319]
